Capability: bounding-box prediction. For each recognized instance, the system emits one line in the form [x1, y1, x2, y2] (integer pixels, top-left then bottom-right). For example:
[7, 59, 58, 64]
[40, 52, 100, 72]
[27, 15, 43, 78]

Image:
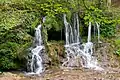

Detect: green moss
[47, 41, 65, 67]
[115, 39, 120, 47]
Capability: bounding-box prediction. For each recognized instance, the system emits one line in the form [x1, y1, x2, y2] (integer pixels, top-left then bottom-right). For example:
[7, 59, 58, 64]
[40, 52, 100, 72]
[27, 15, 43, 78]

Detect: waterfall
[64, 14, 69, 45]
[73, 13, 80, 43]
[26, 18, 46, 75]
[87, 22, 92, 42]
[95, 22, 102, 43]
[73, 14, 77, 43]
[35, 25, 43, 46]
[64, 14, 74, 44]
[69, 25, 74, 43]
[76, 13, 80, 43]
[62, 14, 103, 70]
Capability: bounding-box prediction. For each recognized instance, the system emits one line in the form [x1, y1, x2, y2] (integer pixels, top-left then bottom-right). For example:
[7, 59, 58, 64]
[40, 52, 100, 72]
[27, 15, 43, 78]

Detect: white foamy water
[26, 18, 46, 75]
[62, 14, 103, 71]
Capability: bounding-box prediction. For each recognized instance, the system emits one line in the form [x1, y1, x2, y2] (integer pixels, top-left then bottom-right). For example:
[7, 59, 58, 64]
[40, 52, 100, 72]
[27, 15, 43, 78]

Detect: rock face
[112, 0, 120, 7]
[40, 48, 49, 64]
[95, 43, 120, 68]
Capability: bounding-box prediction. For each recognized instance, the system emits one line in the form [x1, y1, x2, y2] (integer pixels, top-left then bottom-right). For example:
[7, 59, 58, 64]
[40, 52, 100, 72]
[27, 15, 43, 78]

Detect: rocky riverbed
[0, 67, 120, 80]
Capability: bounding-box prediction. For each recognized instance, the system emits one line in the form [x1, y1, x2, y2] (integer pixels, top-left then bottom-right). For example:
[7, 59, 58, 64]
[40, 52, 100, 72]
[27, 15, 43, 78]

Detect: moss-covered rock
[47, 41, 65, 67]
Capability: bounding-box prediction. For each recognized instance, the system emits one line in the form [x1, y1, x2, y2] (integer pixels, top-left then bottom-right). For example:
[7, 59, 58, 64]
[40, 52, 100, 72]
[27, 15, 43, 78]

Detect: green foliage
[114, 50, 120, 56]
[100, 19, 116, 37]
[40, 1, 68, 16]
[0, 0, 37, 70]
[0, 41, 31, 70]
[44, 15, 63, 31]
[83, 5, 118, 37]
[84, 6, 103, 24]
[115, 38, 120, 45]
[0, 42, 18, 69]
[114, 38, 120, 50]
[114, 38, 120, 56]
[0, 0, 120, 70]
[47, 41, 64, 66]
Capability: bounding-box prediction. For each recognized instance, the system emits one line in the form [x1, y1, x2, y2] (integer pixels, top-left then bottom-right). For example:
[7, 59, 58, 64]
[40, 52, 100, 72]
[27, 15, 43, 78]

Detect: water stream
[26, 18, 46, 75]
[26, 14, 103, 75]
[95, 22, 102, 43]
[62, 14, 103, 70]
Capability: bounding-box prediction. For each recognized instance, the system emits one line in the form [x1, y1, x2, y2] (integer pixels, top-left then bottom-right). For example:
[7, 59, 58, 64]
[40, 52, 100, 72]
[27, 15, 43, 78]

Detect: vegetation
[0, 0, 120, 70]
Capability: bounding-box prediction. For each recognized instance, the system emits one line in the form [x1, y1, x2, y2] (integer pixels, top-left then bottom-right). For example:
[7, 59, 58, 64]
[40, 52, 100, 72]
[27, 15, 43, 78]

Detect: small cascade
[64, 14, 69, 45]
[73, 14, 77, 43]
[26, 18, 46, 75]
[62, 14, 103, 70]
[95, 22, 102, 43]
[69, 25, 74, 43]
[76, 13, 80, 43]
[73, 13, 80, 43]
[87, 22, 92, 42]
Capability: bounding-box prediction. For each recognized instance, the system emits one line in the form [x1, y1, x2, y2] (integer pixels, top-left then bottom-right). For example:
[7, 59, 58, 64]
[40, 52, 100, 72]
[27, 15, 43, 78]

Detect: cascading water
[64, 14, 69, 45]
[62, 14, 103, 70]
[26, 18, 46, 75]
[73, 14, 77, 43]
[95, 22, 102, 43]
[76, 13, 80, 43]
